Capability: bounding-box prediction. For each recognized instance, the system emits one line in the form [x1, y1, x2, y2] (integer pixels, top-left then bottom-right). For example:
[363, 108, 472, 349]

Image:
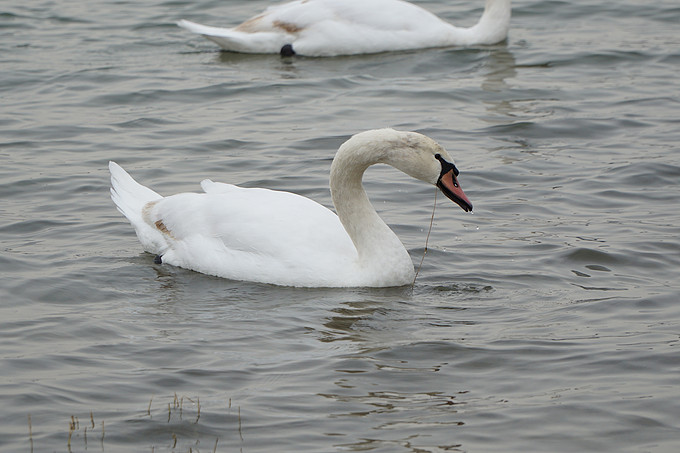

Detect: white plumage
[178, 0, 511, 56]
[110, 129, 472, 287]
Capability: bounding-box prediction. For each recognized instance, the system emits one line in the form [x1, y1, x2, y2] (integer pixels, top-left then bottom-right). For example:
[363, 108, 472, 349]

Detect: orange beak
[434, 153, 472, 212]
[437, 168, 473, 212]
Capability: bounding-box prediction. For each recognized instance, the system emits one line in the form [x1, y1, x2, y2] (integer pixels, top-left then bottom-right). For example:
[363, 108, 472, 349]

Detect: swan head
[338, 129, 473, 212]
[434, 152, 473, 212]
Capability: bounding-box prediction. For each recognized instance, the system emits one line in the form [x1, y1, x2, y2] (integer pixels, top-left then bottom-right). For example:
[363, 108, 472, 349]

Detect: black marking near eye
[435, 153, 460, 177]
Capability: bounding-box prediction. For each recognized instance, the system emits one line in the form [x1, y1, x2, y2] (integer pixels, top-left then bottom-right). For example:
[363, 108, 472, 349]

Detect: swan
[109, 129, 472, 287]
[177, 0, 511, 57]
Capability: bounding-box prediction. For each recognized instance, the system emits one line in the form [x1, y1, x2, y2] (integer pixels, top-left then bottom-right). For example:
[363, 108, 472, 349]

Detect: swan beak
[437, 169, 473, 212]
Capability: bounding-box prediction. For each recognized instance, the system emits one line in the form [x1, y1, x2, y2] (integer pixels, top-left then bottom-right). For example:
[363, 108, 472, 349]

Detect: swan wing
[144, 184, 358, 286]
[200, 179, 238, 194]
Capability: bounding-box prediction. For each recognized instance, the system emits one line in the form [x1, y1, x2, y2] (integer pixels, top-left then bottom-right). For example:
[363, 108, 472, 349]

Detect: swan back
[178, 0, 511, 56]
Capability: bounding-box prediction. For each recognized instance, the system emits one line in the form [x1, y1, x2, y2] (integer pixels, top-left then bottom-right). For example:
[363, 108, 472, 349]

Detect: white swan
[177, 0, 511, 57]
[110, 129, 472, 287]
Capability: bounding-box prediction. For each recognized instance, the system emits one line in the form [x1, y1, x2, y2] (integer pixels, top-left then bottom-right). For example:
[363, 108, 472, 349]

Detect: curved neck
[329, 140, 413, 276]
[447, 0, 511, 45]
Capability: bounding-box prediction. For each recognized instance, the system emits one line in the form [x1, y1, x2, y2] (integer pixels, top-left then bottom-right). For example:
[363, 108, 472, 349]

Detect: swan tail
[177, 19, 283, 54]
[109, 161, 166, 254]
[177, 19, 232, 37]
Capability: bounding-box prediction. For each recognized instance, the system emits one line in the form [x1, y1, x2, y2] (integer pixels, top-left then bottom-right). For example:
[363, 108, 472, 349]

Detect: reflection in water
[480, 47, 518, 121]
[481, 48, 517, 93]
[218, 51, 301, 79]
[317, 298, 472, 451]
[319, 298, 400, 344]
[150, 257, 186, 313]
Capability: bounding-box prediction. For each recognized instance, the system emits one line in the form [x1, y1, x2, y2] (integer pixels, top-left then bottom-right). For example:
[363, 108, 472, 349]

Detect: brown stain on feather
[272, 20, 303, 34]
[235, 15, 303, 34]
[141, 201, 174, 240]
[155, 220, 173, 237]
[235, 14, 265, 32]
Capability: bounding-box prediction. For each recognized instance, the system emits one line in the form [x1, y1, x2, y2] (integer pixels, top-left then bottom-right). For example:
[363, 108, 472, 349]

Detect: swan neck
[449, 0, 511, 45]
[329, 140, 410, 270]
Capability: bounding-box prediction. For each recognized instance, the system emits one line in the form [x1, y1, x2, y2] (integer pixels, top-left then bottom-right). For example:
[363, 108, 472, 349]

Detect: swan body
[110, 129, 472, 287]
[178, 0, 511, 56]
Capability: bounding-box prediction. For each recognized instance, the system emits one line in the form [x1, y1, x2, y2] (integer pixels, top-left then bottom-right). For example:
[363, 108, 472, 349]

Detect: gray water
[2, 0, 680, 451]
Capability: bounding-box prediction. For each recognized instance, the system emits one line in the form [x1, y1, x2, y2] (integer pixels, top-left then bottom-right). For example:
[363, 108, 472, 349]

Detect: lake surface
[1, 0, 679, 451]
